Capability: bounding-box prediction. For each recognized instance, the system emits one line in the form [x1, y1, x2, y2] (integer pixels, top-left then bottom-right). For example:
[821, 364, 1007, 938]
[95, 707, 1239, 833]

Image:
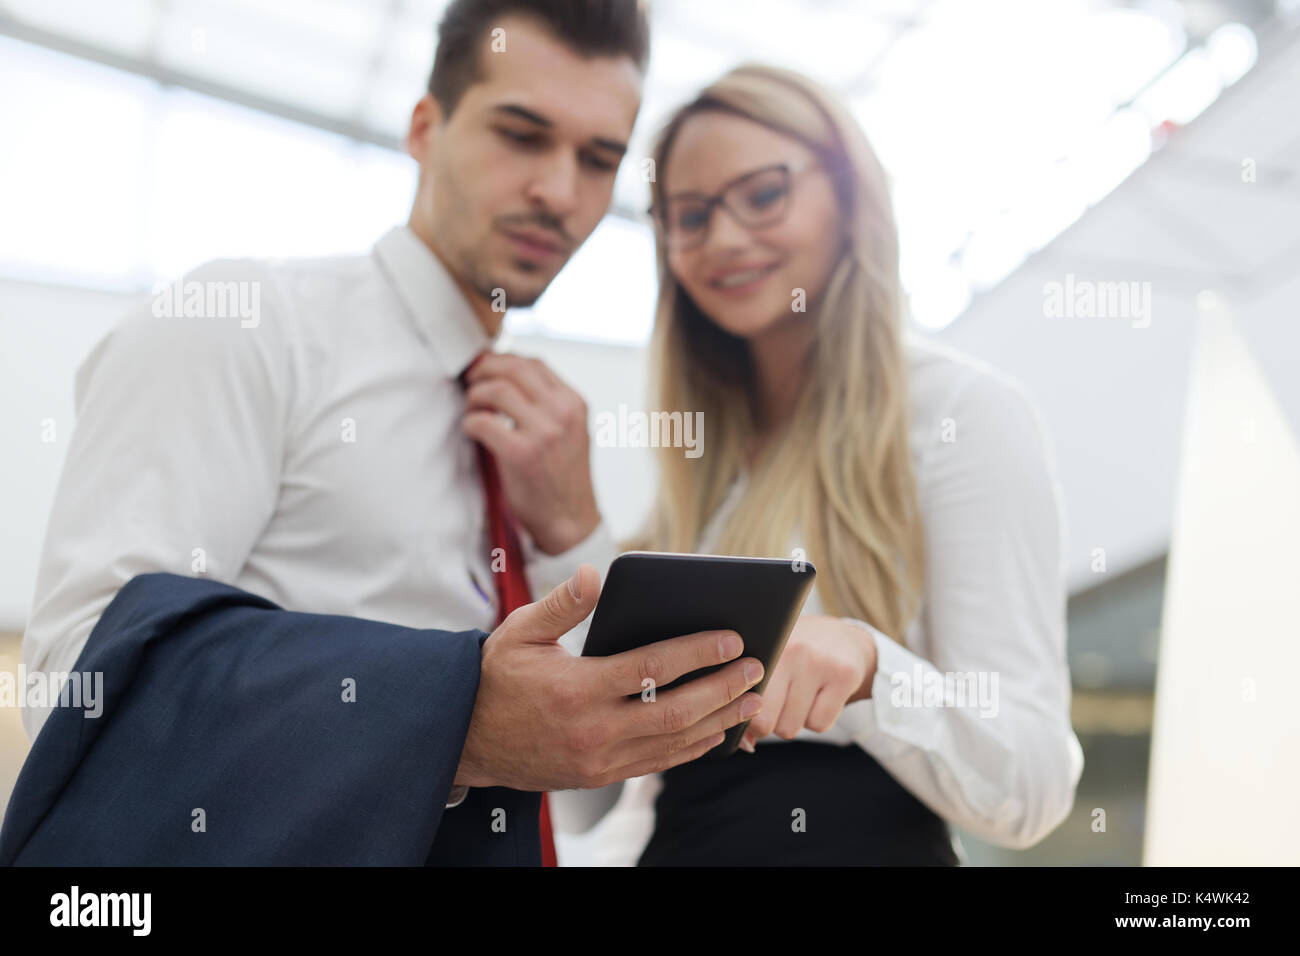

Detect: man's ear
[406, 94, 444, 165]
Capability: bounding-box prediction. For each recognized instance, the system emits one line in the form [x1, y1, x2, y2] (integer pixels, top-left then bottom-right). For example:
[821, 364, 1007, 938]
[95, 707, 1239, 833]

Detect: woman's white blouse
[547, 333, 1085, 864]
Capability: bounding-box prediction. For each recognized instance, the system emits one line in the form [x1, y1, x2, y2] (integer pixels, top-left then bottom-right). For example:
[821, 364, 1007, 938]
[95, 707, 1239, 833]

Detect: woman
[553, 63, 1083, 865]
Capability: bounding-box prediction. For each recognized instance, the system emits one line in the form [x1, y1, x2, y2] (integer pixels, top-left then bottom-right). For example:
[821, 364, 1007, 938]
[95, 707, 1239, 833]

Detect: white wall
[1144, 299, 1300, 864]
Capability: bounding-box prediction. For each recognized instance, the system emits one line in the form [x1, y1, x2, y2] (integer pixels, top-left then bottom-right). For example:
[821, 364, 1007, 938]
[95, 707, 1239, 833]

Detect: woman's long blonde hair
[636, 63, 924, 642]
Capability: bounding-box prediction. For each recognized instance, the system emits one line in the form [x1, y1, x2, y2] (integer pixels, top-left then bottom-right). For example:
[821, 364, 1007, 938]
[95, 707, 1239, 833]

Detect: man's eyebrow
[493, 103, 553, 127]
[491, 104, 627, 156]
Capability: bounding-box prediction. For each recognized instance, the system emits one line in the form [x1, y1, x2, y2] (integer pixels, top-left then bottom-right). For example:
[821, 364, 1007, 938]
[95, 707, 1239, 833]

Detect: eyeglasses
[650, 159, 817, 251]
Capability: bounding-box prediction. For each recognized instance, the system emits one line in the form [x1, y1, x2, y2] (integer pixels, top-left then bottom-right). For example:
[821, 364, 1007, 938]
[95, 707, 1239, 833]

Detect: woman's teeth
[714, 264, 776, 288]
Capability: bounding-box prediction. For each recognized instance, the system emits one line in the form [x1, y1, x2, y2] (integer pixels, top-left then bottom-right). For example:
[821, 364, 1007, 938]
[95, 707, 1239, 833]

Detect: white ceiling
[1, 0, 1287, 330]
[937, 18, 1300, 591]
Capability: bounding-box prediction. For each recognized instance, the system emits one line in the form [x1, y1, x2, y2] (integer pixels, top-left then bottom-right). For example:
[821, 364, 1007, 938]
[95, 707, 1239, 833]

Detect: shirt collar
[373, 224, 492, 379]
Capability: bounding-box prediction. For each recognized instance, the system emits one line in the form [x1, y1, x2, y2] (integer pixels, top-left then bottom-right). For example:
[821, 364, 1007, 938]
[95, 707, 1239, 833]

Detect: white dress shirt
[20, 224, 615, 788]
[550, 333, 1085, 863]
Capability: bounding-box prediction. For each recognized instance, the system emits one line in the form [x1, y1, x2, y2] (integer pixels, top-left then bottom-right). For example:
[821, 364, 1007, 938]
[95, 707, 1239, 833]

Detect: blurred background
[1, 0, 1297, 865]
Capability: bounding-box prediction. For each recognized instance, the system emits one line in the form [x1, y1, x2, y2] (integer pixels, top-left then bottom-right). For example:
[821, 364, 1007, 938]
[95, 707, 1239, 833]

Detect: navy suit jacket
[0, 573, 541, 866]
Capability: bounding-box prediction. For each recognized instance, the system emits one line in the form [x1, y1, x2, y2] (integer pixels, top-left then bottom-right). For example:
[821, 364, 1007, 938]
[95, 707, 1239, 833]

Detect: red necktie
[471, 432, 559, 868]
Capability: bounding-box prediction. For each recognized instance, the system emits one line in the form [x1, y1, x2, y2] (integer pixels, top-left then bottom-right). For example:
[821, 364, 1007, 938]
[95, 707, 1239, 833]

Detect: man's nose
[525, 151, 580, 221]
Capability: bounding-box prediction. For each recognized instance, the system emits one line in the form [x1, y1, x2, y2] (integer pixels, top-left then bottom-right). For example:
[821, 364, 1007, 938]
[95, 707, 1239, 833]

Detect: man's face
[408, 14, 643, 309]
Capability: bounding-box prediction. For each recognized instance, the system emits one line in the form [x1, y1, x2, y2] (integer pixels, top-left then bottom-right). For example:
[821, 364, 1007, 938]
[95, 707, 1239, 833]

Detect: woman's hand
[740, 615, 878, 751]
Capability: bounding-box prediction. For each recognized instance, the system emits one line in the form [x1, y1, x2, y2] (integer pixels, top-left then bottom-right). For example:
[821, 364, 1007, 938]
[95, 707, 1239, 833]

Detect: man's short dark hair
[428, 0, 651, 117]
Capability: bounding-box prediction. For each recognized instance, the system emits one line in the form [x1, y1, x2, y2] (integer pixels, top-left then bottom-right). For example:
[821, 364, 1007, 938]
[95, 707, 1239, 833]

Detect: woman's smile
[707, 260, 782, 296]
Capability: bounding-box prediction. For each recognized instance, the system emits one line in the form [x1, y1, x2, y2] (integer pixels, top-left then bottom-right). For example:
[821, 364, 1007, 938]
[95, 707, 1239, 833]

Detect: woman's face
[661, 111, 844, 342]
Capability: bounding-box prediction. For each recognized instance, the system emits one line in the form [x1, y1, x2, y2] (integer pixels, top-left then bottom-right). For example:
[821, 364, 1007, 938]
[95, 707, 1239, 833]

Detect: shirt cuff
[445, 784, 469, 809]
[520, 518, 618, 597]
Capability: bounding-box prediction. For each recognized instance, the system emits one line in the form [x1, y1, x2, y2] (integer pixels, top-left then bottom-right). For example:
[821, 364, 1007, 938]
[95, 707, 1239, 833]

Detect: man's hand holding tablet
[582, 552, 817, 760]
[453, 563, 767, 792]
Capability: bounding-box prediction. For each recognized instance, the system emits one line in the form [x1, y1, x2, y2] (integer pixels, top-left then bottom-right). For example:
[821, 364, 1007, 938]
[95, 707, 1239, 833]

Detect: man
[2, 0, 763, 865]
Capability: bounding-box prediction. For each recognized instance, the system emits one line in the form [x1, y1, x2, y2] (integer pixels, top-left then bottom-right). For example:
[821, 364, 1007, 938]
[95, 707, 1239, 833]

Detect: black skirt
[638, 740, 959, 866]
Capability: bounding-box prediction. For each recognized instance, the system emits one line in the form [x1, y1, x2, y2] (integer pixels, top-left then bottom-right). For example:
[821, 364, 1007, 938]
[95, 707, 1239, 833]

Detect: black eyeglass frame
[648, 158, 818, 250]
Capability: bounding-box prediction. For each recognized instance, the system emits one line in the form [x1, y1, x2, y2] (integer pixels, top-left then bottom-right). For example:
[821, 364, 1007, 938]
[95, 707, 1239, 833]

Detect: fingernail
[741, 695, 762, 719]
[744, 661, 763, 685]
[719, 632, 742, 659]
[739, 737, 755, 753]
[566, 570, 582, 601]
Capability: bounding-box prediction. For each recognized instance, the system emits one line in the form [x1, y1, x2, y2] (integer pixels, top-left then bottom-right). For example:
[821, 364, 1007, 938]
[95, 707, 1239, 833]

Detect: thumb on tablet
[502, 563, 600, 645]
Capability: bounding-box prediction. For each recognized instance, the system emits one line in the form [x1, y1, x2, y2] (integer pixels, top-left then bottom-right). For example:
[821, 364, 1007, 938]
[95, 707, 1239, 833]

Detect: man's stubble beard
[457, 239, 552, 310]
[431, 174, 566, 310]
[429, 167, 552, 310]
[462, 254, 543, 310]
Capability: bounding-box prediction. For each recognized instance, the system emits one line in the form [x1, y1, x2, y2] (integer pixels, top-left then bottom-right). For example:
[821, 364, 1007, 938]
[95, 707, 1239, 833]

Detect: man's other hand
[461, 354, 600, 554]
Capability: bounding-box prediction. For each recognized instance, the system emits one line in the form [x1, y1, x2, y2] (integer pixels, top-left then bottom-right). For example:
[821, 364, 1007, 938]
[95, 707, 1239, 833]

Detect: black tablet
[581, 551, 817, 758]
